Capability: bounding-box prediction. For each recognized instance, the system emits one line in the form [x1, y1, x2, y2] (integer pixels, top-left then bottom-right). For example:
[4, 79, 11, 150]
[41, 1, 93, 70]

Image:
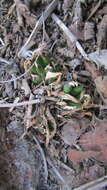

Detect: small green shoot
[31, 55, 49, 84]
[63, 83, 84, 107]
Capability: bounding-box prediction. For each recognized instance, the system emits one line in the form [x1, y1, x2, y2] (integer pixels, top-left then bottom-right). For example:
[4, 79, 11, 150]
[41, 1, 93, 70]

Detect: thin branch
[0, 98, 44, 108]
[51, 13, 89, 60]
[18, 0, 58, 58]
[74, 175, 107, 190]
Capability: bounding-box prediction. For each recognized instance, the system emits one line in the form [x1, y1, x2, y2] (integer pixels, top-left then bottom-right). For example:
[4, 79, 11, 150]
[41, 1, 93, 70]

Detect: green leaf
[35, 56, 49, 68]
[71, 86, 83, 96]
[48, 120, 54, 131]
[66, 100, 80, 107]
[31, 55, 49, 82]
[63, 84, 72, 94]
[31, 65, 38, 74]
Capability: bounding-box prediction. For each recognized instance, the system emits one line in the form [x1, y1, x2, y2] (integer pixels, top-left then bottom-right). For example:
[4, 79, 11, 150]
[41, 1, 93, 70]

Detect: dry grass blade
[74, 175, 107, 190]
[18, 0, 58, 57]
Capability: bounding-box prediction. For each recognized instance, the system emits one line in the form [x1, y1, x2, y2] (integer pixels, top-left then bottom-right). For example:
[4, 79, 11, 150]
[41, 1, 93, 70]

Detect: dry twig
[74, 175, 107, 190]
[0, 98, 44, 108]
[52, 13, 89, 60]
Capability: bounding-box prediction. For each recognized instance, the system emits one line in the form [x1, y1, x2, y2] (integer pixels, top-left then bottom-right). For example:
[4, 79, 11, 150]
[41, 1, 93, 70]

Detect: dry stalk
[51, 13, 89, 60]
[74, 175, 107, 190]
[0, 98, 44, 108]
[18, 0, 58, 58]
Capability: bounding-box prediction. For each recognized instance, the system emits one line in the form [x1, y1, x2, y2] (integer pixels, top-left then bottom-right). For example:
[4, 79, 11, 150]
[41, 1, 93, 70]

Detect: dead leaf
[68, 119, 107, 163]
[80, 164, 105, 183]
[80, 119, 107, 150]
[68, 149, 99, 163]
[97, 15, 107, 49]
[84, 61, 99, 81]
[70, 24, 84, 41]
[56, 101, 67, 106]
[89, 49, 107, 70]
[95, 76, 107, 104]
[15, 0, 36, 27]
[21, 79, 31, 96]
[61, 120, 81, 146]
[84, 22, 95, 41]
[45, 71, 62, 80]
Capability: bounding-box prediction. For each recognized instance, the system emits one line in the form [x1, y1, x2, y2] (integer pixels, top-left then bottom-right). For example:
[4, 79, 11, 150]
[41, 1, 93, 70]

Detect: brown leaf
[80, 119, 107, 162]
[61, 120, 81, 146]
[80, 164, 105, 183]
[84, 61, 99, 81]
[68, 119, 107, 163]
[84, 22, 95, 41]
[95, 148, 107, 162]
[68, 149, 99, 163]
[97, 15, 107, 49]
[95, 76, 107, 104]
